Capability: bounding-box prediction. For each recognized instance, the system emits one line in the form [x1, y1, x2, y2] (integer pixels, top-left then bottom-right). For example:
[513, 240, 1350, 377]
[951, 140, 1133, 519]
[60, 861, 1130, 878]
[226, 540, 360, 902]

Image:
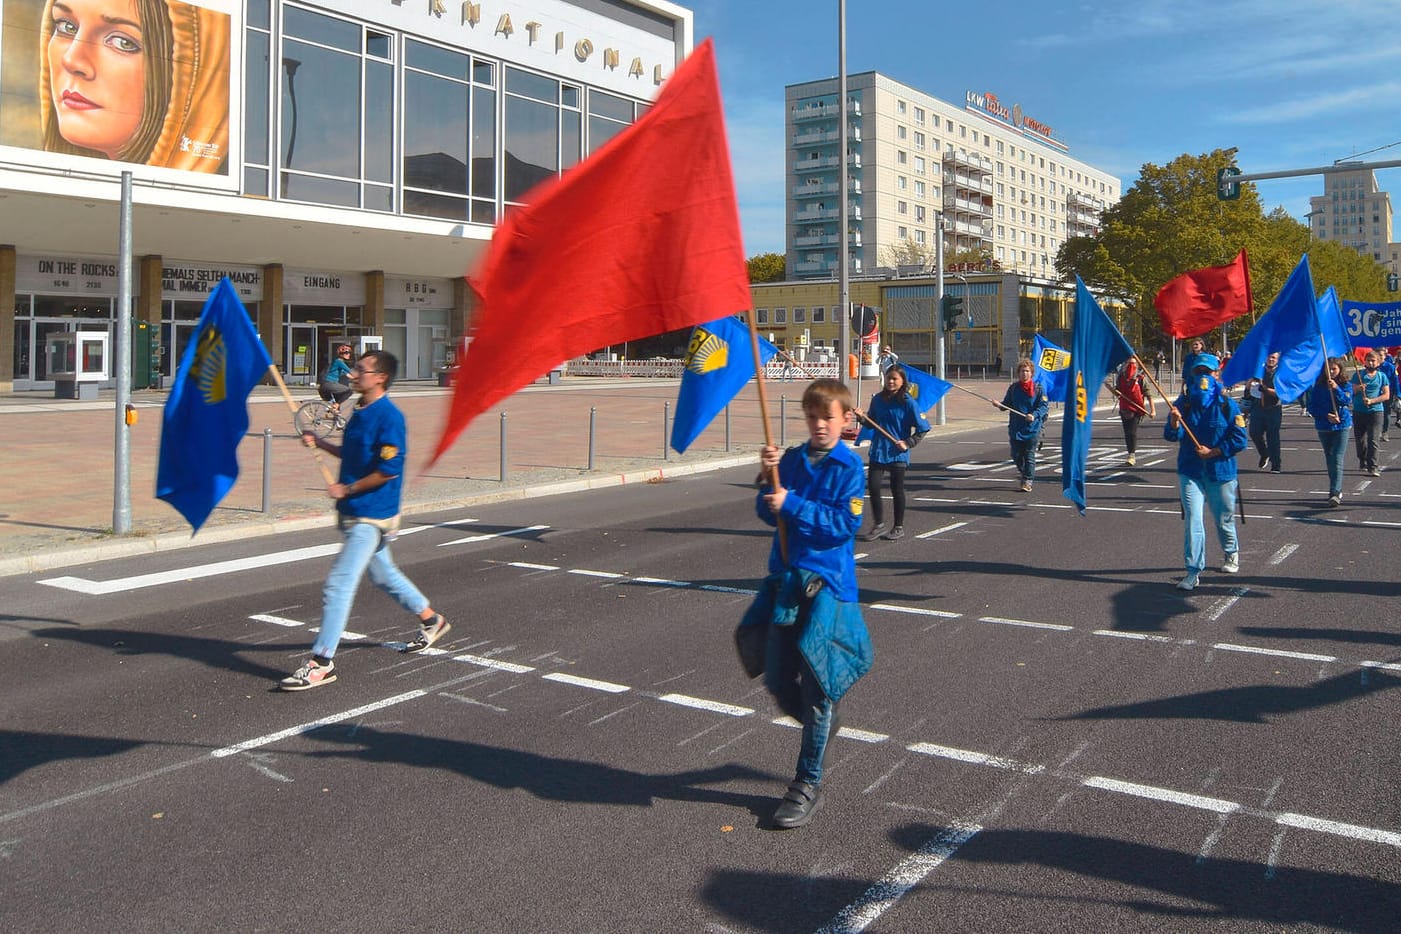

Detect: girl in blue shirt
[857, 365, 929, 541]
[1307, 356, 1352, 506]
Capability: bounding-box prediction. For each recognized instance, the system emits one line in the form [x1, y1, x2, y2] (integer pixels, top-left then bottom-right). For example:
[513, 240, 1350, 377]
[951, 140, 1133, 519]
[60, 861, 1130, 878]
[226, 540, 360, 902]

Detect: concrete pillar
[137, 255, 162, 324]
[0, 245, 14, 392]
[261, 263, 283, 381]
[364, 270, 385, 334]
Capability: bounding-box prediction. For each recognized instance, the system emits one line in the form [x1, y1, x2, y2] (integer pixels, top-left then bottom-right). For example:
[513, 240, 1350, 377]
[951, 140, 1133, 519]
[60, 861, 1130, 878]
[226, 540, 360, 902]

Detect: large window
[279, 7, 394, 211]
[502, 67, 584, 206]
[588, 89, 636, 154]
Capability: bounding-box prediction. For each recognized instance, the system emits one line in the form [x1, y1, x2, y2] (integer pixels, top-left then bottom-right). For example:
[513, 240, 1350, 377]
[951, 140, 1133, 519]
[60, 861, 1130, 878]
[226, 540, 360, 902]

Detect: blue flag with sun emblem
[157, 278, 273, 531]
[1032, 334, 1072, 402]
[670, 315, 777, 454]
[1061, 277, 1134, 515]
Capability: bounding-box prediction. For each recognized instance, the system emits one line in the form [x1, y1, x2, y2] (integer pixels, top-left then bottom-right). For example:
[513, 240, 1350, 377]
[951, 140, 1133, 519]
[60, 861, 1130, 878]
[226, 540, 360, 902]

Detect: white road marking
[632, 576, 689, 587]
[1212, 643, 1338, 663]
[40, 543, 342, 594]
[568, 568, 627, 579]
[1204, 587, 1249, 623]
[907, 742, 1044, 774]
[508, 562, 560, 571]
[815, 822, 981, 934]
[1360, 660, 1401, 673]
[915, 521, 969, 539]
[1277, 812, 1401, 847]
[452, 653, 535, 674]
[540, 672, 631, 694]
[1268, 544, 1299, 566]
[657, 694, 753, 717]
[1083, 776, 1240, 814]
[249, 614, 304, 628]
[870, 604, 962, 619]
[210, 690, 427, 758]
[837, 727, 890, 744]
[1093, 629, 1175, 643]
[979, 616, 1074, 632]
[697, 584, 759, 594]
[438, 524, 549, 547]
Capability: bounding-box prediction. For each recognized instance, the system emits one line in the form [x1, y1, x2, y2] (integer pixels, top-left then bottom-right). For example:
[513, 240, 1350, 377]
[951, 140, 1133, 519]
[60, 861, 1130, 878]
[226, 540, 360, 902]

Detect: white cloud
[1218, 81, 1401, 124]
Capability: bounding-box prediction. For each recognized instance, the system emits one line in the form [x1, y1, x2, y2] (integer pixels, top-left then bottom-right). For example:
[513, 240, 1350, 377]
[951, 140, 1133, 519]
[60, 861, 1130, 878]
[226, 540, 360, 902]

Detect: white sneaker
[1126, 453, 1136, 466]
[1221, 553, 1239, 574]
[1176, 572, 1200, 591]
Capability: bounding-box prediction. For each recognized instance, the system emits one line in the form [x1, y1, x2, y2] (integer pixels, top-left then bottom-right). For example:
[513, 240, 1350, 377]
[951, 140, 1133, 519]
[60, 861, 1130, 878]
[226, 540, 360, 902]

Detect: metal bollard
[724, 403, 731, 452]
[262, 427, 272, 513]
[500, 412, 508, 482]
[588, 406, 597, 471]
[663, 401, 670, 461]
[779, 395, 787, 447]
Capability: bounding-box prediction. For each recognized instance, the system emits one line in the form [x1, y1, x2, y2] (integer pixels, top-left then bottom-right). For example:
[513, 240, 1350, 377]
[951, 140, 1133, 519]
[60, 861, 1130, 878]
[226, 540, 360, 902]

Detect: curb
[0, 452, 757, 579]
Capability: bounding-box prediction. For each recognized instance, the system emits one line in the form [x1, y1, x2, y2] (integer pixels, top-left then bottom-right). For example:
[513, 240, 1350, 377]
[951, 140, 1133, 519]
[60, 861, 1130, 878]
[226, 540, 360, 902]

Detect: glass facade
[244, 3, 644, 222]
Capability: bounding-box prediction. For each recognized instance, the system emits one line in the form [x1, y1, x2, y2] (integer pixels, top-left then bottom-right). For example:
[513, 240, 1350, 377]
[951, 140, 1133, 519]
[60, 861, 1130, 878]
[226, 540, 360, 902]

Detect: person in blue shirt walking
[997, 357, 1049, 492]
[1351, 350, 1390, 476]
[1306, 357, 1353, 507]
[281, 350, 449, 690]
[857, 364, 930, 541]
[1165, 354, 1249, 591]
[742, 379, 873, 829]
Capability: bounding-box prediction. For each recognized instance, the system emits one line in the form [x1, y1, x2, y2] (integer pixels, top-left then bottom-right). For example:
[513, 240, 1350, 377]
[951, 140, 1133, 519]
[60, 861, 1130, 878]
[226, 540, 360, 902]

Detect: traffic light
[1216, 166, 1242, 201]
[1388, 272, 1399, 293]
[941, 294, 963, 331]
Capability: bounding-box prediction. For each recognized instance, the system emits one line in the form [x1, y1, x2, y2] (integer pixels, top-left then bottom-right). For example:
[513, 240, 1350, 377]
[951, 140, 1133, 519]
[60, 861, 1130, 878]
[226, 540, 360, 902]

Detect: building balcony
[942, 149, 993, 175]
[790, 99, 861, 122]
[793, 205, 862, 223]
[942, 193, 992, 216]
[795, 259, 830, 275]
[794, 180, 839, 198]
[795, 155, 840, 173]
[794, 128, 839, 147]
[1066, 190, 1105, 211]
[793, 232, 837, 247]
[847, 153, 863, 169]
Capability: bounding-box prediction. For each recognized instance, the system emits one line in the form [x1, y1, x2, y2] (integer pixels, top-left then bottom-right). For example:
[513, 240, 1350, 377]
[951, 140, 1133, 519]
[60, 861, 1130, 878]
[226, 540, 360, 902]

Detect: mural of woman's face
[48, 0, 146, 159]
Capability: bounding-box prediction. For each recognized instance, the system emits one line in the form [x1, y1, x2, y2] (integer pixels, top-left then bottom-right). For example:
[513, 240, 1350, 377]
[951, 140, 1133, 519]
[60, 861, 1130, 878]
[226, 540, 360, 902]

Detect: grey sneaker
[403, 615, 451, 653]
[280, 658, 336, 691]
[886, 525, 905, 541]
[859, 523, 887, 542]
[1176, 571, 1200, 591]
[1221, 553, 1239, 574]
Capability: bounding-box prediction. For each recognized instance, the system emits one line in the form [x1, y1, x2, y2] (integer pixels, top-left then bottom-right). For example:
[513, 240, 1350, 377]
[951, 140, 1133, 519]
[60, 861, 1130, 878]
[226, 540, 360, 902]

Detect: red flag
[1153, 249, 1254, 339]
[430, 39, 749, 464]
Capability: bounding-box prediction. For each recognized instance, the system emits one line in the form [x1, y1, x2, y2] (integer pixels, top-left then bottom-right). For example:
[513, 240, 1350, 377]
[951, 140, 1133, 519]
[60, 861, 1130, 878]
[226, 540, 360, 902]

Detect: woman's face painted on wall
[49, 0, 146, 159]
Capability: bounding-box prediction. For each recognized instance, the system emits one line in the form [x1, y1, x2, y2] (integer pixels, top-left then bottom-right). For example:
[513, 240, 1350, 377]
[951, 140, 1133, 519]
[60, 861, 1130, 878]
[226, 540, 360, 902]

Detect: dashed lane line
[979, 615, 1075, 633]
[438, 524, 550, 547]
[1082, 777, 1240, 815]
[1212, 643, 1339, 664]
[908, 742, 1044, 774]
[210, 690, 427, 758]
[540, 672, 631, 694]
[657, 694, 753, 717]
[915, 521, 969, 539]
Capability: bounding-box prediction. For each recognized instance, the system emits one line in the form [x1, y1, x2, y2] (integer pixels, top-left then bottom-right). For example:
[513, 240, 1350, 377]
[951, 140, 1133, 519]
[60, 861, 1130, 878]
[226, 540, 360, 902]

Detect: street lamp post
[282, 58, 301, 185]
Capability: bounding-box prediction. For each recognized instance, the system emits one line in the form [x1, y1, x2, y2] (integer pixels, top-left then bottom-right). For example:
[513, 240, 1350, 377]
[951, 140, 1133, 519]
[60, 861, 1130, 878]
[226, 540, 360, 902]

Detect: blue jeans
[1010, 436, 1038, 482]
[1318, 429, 1349, 497]
[1249, 406, 1283, 469]
[764, 620, 836, 786]
[1178, 474, 1238, 574]
[313, 520, 429, 659]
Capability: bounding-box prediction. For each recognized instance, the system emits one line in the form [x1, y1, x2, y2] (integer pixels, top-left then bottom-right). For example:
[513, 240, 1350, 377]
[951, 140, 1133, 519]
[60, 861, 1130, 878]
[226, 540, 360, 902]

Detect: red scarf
[1018, 378, 1034, 396]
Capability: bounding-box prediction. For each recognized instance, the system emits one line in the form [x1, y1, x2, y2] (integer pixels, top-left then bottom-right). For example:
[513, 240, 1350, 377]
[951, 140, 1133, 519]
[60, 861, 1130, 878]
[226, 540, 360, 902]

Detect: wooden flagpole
[743, 314, 788, 564]
[949, 381, 1034, 421]
[851, 407, 901, 445]
[266, 364, 337, 485]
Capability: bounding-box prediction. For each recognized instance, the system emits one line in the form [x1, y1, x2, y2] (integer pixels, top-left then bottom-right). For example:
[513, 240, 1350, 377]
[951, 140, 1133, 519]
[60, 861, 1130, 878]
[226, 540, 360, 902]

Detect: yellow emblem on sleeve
[850, 497, 864, 516]
[1234, 414, 1246, 428]
[380, 445, 399, 461]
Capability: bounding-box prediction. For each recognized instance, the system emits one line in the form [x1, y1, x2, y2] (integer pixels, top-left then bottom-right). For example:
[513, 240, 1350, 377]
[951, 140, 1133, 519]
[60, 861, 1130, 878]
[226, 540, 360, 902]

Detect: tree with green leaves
[1056, 149, 1390, 350]
[747, 252, 786, 283]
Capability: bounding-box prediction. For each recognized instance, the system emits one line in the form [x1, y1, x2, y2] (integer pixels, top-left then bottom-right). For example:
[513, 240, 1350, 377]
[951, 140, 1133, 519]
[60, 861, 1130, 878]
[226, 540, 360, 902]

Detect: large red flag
[430, 39, 749, 464]
[1153, 249, 1254, 339]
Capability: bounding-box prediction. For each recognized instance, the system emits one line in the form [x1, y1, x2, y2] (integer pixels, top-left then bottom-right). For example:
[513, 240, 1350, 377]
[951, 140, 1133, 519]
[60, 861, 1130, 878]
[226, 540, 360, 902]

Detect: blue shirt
[1164, 388, 1248, 482]
[1306, 379, 1353, 432]
[1352, 369, 1387, 413]
[1001, 380, 1049, 440]
[865, 391, 931, 465]
[755, 441, 865, 601]
[324, 357, 353, 384]
[338, 395, 407, 520]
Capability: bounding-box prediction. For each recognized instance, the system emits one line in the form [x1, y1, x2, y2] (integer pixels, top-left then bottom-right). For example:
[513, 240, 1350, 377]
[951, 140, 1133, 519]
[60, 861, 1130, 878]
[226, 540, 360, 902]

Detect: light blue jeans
[1318, 429, 1349, 498]
[1179, 475, 1238, 574]
[313, 520, 428, 659]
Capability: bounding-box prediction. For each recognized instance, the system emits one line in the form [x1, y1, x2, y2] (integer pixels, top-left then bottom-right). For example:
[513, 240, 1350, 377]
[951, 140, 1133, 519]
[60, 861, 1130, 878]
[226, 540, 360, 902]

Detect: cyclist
[320, 344, 355, 413]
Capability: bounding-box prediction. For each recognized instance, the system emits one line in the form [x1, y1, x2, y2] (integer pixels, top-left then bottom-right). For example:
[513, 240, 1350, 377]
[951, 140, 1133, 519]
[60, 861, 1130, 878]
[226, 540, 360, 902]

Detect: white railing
[562, 359, 843, 380]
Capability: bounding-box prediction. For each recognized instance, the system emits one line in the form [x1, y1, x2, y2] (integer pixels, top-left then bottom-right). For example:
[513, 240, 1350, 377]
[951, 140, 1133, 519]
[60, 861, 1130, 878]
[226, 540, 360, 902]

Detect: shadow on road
[0, 729, 146, 785]
[30, 625, 292, 682]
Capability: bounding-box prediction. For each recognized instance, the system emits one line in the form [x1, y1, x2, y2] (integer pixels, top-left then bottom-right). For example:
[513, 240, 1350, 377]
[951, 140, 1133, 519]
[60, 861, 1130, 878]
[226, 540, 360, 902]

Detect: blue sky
[686, 0, 1401, 256]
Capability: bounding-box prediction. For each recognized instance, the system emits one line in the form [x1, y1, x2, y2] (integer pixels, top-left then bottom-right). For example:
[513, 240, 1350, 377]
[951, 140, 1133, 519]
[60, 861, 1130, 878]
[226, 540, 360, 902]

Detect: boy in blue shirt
[281, 351, 449, 690]
[742, 379, 874, 828]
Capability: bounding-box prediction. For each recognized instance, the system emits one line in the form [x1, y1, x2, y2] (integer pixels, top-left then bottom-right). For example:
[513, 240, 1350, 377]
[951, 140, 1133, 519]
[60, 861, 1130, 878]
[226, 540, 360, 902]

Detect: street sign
[1217, 166, 1242, 201]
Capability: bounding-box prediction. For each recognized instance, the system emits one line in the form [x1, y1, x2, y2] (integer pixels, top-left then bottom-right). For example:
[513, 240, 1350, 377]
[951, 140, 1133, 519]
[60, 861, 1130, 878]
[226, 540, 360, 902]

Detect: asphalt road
[3, 411, 1399, 933]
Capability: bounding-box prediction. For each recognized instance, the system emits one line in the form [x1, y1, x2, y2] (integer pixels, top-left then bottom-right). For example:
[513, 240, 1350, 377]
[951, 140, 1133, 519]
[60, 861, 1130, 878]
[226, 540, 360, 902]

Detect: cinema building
[0, 0, 691, 391]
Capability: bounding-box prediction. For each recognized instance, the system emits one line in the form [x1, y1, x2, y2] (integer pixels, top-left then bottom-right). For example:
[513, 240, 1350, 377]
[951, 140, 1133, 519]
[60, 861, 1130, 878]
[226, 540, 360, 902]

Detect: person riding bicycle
[320, 344, 355, 411]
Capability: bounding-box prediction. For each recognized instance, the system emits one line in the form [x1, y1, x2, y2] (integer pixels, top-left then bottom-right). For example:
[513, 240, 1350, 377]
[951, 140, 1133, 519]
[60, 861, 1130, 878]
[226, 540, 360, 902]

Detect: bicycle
[294, 398, 348, 439]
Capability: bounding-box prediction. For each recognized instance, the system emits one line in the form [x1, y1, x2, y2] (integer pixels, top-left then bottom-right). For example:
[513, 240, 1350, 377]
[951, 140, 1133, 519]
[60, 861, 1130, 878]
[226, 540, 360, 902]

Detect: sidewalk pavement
[0, 374, 1021, 577]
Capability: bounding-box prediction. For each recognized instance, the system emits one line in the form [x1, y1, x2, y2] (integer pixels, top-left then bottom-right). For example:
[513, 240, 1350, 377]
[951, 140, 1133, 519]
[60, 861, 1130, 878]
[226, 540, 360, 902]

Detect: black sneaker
[772, 781, 823, 829]
[1258, 454, 1268, 468]
[403, 614, 451, 653]
[859, 523, 886, 542]
[886, 526, 905, 541]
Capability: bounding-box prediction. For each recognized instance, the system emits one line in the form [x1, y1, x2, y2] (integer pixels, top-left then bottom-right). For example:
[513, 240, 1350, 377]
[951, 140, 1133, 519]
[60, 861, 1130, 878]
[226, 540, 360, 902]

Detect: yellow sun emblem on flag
[684, 327, 728, 375]
[192, 325, 228, 405]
